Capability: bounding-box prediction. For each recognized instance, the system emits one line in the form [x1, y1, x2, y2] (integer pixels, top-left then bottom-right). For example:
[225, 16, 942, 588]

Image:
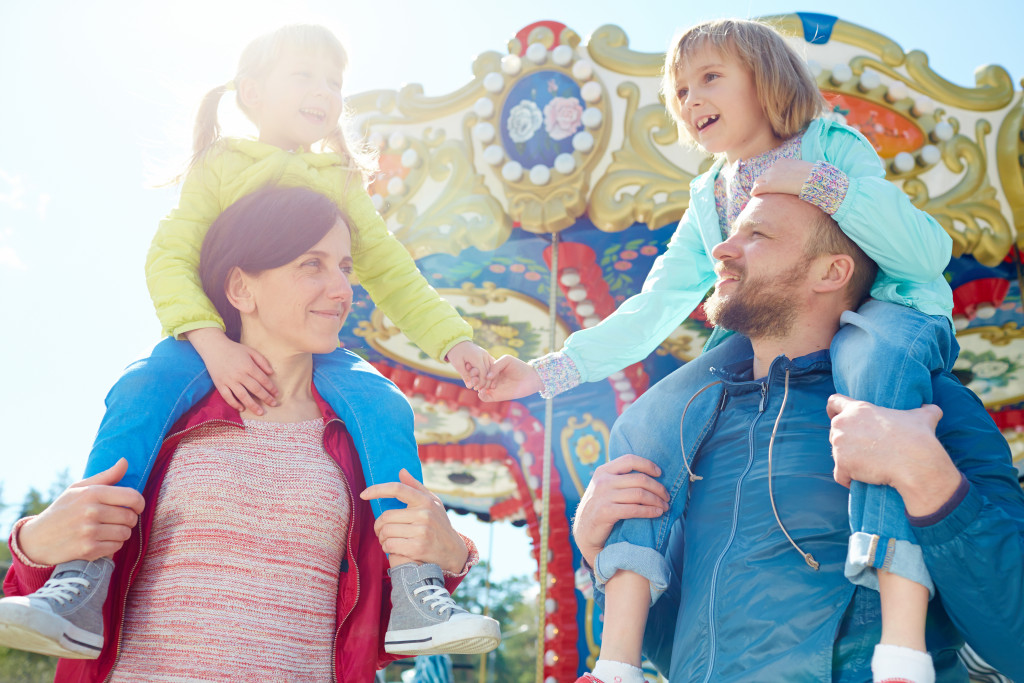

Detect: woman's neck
[237, 340, 321, 423]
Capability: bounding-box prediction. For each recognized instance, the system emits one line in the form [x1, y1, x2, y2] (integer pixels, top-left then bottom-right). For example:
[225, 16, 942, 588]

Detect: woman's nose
[328, 268, 353, 300]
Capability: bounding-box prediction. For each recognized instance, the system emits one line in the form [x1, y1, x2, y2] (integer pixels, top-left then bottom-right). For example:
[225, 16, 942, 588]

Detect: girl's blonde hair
[189, 24, 376, 178]
[660, 18, 827, 149]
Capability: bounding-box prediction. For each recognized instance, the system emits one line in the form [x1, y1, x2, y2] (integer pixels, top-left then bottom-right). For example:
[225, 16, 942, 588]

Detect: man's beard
[704, 259, 807, 340]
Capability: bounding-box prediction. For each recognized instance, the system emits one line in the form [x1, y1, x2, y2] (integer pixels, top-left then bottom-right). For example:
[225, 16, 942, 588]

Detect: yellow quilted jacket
[146, 138, 472, 361]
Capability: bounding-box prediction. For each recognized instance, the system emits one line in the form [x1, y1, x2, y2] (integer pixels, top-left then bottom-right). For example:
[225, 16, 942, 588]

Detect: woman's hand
[360, 469, 469, 574]
[187, 327, 278, 415]
[446, 341, 494, 391]
[479, 355, 543, 401]
[17, 458, 145, 566]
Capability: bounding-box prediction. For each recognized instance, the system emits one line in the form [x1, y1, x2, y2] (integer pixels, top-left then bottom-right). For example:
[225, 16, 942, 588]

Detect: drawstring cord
[679, 381, 724, 482]
[767, 368, 820, 571]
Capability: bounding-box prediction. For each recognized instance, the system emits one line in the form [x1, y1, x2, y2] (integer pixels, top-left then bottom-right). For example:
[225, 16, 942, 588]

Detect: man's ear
[237, 77, 262, 111]
[225, 267, 256, 313]
[812, 253, 855, 294]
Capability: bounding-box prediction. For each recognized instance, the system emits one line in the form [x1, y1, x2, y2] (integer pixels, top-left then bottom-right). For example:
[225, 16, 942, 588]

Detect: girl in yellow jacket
[0, 24, 499, 661]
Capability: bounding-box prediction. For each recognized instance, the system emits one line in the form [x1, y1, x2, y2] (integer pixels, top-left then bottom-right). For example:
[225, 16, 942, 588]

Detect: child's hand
[479, 355, 543, 401]
[187, 327, 278, 415]
[446, 341, 494, 391]
[751, 159, 815, 197]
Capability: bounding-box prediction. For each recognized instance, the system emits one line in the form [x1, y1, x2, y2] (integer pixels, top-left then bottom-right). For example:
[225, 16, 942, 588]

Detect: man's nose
[710, 235, 739, 262]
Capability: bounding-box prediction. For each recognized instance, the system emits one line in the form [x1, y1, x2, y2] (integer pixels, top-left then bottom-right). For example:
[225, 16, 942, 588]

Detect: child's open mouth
[300, 108, 326, 123]
[696, 114, 719, 131]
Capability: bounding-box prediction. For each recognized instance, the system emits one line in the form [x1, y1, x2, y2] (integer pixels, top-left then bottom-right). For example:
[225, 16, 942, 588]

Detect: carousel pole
[536, 231, 559, 683]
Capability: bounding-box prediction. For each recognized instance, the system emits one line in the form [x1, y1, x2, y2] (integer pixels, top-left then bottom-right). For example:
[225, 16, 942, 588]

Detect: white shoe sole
[385, 615, 501, 655]
[0, 601, 103, 659]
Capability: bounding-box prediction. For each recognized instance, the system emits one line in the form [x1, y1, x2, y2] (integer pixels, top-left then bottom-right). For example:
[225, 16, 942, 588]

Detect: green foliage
[0, 483, 61, 682]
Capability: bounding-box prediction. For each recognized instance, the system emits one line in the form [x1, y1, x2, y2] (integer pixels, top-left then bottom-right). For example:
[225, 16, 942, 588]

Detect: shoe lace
[411, 583, 461, 616]
[34, 576, 92, 605]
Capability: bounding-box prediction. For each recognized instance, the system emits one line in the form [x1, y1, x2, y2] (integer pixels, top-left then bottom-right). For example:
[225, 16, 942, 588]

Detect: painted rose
[544, 96, 583, 141]
[507, 100, 543, 143]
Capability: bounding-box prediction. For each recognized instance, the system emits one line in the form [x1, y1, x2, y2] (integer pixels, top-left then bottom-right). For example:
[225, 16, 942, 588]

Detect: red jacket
[5, 387, 467, 682]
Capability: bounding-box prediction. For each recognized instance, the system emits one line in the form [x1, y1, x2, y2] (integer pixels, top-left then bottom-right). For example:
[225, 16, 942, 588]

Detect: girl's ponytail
[188, 83, 231, 171]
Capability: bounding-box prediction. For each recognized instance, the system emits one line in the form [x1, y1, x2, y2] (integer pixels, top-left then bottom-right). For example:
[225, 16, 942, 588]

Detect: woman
[1, 186, 480, 682]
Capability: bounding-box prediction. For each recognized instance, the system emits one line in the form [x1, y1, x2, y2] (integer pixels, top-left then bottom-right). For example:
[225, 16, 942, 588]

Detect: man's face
[704, 195, 815, 339]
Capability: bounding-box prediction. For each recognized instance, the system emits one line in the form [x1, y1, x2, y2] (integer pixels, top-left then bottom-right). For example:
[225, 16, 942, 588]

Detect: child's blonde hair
[660, 18, 827, 149]
[190, 24, 376, 177]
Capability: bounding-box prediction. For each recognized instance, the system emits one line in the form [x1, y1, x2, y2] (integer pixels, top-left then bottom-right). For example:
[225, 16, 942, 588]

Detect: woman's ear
[812, 253, 855, 294]
[225, 267, 256, 313]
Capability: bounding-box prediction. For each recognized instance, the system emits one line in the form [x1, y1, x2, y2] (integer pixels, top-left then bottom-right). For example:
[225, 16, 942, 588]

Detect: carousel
[339, 13, 1024, 682]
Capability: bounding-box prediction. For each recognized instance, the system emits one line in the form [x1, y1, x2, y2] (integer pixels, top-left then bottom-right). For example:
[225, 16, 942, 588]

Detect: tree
[0, 482, 60, 682]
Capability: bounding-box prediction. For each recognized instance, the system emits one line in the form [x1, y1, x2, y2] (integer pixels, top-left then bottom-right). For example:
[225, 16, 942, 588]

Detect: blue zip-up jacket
[562, 118, 954, 384]
[625, 340, 1024, 681]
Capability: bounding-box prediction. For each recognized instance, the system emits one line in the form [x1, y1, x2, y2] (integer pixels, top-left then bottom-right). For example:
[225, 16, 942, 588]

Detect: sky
[2, 0, 1023, 582]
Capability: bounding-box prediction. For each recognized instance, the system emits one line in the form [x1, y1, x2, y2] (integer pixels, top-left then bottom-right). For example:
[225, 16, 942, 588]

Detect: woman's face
[240, 220, 353, 355]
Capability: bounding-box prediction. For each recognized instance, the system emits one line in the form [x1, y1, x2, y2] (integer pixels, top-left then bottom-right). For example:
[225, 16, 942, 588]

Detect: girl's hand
[446, 341, 495, 391]
[186, 327, 278, 414]
[360, 469, 469, 574]
[479, 355, 542, 401]
[751, 158, 815, 197]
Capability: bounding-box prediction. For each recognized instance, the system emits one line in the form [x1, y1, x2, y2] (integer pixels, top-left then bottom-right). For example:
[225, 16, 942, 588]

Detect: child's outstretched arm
[342, 181, 477, 362]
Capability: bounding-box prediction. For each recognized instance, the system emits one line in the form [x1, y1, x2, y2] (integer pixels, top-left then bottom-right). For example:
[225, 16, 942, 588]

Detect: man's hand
[360, 469, 469, 574]
[187, 327, 278, 415]
[446, 341, 494, 391]
[751, 158, 816, 197]
[18, 458, 145, 566]
[827, 394, 961, 516]
[479, 355, 543, 402]
[573, 455, 669, 568]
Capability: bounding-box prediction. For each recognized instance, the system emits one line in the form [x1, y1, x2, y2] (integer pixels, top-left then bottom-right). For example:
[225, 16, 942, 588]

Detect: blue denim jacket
[621, 341, 1024, 681]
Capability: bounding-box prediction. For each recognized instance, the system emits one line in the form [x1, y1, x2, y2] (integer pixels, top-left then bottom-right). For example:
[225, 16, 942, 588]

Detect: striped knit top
[109, 418, 350, 682]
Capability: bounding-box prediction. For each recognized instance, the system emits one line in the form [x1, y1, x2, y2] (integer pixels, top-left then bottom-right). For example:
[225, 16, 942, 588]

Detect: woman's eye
[302, 259, 321, 268]
[341, 266, 354, 275]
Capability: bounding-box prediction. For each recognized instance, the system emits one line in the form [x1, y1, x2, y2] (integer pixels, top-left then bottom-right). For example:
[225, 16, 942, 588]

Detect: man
[573, 194, 1024, 682]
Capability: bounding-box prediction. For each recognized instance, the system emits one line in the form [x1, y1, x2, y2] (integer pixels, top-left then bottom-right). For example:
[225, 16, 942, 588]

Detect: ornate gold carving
[902, 121, 1013, 266]
[589, 82, 695, 231]
[559, 414, 610, 497]
[391, 137, 513, 258]
[996, 88, 1024, 247]
[766, 14, 1014, 111]
[348, 52, 504, 124]
[411, 396, 476, 445]
[506, 176, 590, 233]
[586, 24, 663, 77]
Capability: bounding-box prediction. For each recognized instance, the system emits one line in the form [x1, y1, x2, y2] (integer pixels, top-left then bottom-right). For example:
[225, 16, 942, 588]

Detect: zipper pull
[759, 383, 767, 413]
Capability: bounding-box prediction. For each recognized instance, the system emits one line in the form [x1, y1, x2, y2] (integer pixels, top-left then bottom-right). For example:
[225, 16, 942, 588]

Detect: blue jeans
[595, 300, 957, 603]
[83, 337, 419, 518]
[833, 300, 958, 596]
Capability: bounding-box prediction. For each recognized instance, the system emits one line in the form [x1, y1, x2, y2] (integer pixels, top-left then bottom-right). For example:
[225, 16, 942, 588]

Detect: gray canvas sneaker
[0, 558, 113, 659]
[385, 562, 501, 655]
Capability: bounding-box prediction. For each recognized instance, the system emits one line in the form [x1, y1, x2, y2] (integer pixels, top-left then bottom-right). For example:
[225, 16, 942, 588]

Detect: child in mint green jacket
[484, 18, 954, 683]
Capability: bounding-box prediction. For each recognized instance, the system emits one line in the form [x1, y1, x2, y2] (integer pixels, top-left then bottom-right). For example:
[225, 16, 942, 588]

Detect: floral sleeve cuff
[798, 161, 849, 216]
[10, 517, 53, 569]
[529, 352, 582, 399]
[443, 533, 480, 579]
